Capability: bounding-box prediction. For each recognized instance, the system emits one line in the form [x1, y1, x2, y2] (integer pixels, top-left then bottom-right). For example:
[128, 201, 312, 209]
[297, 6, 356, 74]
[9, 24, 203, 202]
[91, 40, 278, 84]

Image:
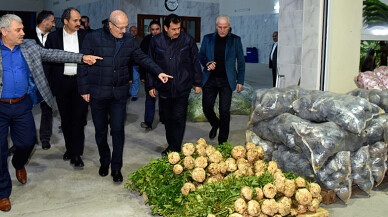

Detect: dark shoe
[16, 168, 27, 184]
[131, 97, 138, 101]
[209, 126, 218, 139]
[111, 170, 123, 182]
[141, 122, 152, 130]
[42, 141, 51, 150]
[71, 155, 84, 168]
[0, 198, 11, 212]
[99, 165, 109, 177]
[8, 145, 16, 156]
[63, 152, 71, 161]
[161, 148, 170, 157]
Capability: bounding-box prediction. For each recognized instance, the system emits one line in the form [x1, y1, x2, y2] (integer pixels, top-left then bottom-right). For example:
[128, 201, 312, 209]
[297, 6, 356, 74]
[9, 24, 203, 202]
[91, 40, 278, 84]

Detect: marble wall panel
[277, 63, 301, 87]
[278, 46, 302, 65]
[281, 0, 304, 11]
[302, 28, 319, 49]
[229, 13, 279, 63]
[300, 66, 320, 89]
[302, 48, 319, 69]
[278, 10, 303, 29]
[53, 0, 120, 29]
[278, 28, 303, 47]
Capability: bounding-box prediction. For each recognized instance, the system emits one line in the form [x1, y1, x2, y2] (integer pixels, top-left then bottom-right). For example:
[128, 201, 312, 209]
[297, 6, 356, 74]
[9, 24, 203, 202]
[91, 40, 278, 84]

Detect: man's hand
[194, 86, 201, 94]
[129, 80, 132, 85]
[82, 55, 103, 65]
[81, 94, 90, 102]
[158, 73, 173, 83]
[141, 79, 145, 83]
[149, 88, 156, 98]
[206, 61, 216, 71]
[236, 84, 243, 93]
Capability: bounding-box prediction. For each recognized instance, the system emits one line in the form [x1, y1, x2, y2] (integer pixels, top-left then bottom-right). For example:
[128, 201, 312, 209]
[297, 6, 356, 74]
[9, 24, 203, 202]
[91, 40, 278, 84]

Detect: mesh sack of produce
[272, 144, 315, 180]
[187, 89, 208, 122]
[369, 141, 388, 186]
[350, 146, 374, 193]
[355, 70, 385, 90]
[252, 113, 307, 151]
[293, 90, 384, 134]
[230, 83, 254, 115]
[249, 86, 308, 124]
[292, 121, 366, 169]
[315, 151, 352, 203]
[245, 130, 274, 161]
[347, 88, 388, 112]
[187, 84, 254, 122]
[361, 114, 388, 144]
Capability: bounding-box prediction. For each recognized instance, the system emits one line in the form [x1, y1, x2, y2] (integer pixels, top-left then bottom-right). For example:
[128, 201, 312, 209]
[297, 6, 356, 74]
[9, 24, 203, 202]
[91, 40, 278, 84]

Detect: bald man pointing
[77, 10, 170, 182]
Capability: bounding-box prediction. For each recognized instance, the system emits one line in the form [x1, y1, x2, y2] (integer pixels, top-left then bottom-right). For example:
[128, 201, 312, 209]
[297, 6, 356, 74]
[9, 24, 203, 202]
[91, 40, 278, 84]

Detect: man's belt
[0, 93, 27, 104]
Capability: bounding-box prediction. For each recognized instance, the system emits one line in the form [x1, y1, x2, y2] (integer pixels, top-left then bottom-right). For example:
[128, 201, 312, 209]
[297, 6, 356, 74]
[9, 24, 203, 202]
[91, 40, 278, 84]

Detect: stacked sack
[248, 86, 388, 203]
[187, 83, 254, 122]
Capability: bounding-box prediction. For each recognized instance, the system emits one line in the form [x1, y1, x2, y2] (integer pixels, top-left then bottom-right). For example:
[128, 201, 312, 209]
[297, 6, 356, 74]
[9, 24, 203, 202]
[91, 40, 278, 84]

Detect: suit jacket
[45, 28, 87, 96]
[24, 29, 43, 47]
[0, 39, 84, 108]
[199, 32, 245, 91]
[269, 43, 277, 71]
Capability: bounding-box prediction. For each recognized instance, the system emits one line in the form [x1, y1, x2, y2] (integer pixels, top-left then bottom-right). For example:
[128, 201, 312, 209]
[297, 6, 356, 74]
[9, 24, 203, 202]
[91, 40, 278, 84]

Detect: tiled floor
[5, 63, 388, 216]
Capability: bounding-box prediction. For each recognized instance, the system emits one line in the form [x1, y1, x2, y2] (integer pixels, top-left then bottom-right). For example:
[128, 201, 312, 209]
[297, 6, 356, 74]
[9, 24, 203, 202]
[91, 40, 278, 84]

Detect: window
[137, 14, 201, 42]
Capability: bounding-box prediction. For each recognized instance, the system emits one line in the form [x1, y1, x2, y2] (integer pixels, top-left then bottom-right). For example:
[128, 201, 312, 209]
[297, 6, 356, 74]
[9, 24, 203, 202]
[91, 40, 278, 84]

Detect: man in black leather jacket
[147, 14, 202, 156]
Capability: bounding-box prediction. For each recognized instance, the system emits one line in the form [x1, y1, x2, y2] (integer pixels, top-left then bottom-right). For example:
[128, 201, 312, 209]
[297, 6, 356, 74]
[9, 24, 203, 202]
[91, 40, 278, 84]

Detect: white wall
[43, 0, 100, 11]
[219, 0, 279, 15]
[0, 0, 44, 12]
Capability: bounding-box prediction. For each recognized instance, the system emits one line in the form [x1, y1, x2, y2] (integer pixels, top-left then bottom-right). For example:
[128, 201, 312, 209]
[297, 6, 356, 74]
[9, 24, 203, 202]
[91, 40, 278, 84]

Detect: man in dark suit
[24, 10, 56, 150]
[0, 14, 101, 211]
[139, 20, 162, 130]
[199, 15, 245, 145]
[269, 31, 278, 87]
[45, 8, 89, 168]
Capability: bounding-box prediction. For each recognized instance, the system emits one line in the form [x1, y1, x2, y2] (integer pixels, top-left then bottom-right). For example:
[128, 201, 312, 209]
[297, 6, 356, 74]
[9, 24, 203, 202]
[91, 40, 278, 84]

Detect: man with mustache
[77, 10, 170, 182]
[147, 14, 202, 156]
[44, 8, 89, 168]
[0, 14, 102, 211]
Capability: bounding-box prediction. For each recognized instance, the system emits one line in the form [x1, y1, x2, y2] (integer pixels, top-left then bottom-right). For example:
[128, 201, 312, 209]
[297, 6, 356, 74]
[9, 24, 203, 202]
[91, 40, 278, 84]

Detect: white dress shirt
[36, 26, 49, 46]
[63, 29, 79, 76]
[270, 42, 278, 61]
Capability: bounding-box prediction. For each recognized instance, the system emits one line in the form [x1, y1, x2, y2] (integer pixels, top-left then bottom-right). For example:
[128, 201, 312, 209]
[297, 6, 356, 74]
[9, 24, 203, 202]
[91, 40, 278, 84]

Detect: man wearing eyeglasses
[77, 10, 171, 182]
[198, 15, 245, 145]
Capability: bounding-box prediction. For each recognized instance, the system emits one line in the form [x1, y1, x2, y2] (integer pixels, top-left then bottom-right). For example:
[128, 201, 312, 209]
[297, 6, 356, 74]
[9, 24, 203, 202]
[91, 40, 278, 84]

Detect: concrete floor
[5, 63, 388, 216]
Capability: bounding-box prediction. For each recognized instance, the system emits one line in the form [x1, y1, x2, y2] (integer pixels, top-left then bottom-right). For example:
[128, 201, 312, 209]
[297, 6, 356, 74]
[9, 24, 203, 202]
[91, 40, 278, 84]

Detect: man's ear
[164, 25, 168, 32]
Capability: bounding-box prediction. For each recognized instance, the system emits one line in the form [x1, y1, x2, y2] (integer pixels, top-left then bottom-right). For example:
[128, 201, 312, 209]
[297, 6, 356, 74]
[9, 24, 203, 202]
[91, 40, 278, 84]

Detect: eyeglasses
[110, 21, 128, 31]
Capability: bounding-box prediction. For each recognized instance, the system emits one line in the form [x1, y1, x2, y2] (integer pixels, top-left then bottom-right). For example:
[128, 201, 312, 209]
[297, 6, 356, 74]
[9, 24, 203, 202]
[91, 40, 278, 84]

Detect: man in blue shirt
[0, 14, 101, 211]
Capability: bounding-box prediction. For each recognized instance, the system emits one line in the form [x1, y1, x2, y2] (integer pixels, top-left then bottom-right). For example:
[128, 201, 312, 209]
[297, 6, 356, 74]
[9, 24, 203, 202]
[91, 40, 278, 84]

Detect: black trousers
[202, 76, 233, 144]
[55, 76, 88, 157]
[39, 101, 53, 143]
[90, 97, 127, 171]
[159, 94, 189, 152]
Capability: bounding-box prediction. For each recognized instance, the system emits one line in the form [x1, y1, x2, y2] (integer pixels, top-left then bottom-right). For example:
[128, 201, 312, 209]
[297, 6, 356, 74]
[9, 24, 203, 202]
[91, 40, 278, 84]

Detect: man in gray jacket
[0, 14, 101, 211]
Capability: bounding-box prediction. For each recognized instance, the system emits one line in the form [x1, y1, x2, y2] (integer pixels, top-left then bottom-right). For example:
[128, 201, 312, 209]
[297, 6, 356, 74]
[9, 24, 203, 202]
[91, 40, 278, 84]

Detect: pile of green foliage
[125, 142, 299, 217]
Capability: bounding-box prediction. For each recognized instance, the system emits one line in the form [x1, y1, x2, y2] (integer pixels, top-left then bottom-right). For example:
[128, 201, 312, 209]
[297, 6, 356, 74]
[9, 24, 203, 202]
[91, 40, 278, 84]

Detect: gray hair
[0, 14, 22, 32]
[216, 15, 230, 26]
